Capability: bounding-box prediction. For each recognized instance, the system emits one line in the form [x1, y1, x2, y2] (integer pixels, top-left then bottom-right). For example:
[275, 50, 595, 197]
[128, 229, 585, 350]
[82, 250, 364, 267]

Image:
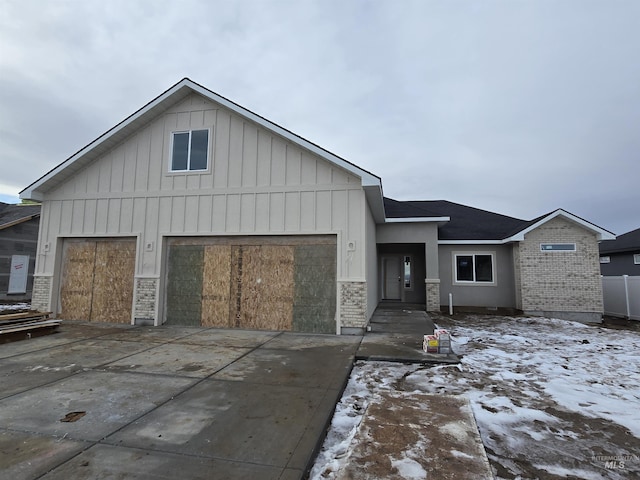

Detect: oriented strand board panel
[59, 240, 96, 320]
[166, 235, 336, 332]
[232, 245, 294, 331]
[59, 238, 135, 323]
[165, 245, 204, 326]
[293, 244, 337, 333]
[201, 245, 232, 327]
[91, 240, 136, 323]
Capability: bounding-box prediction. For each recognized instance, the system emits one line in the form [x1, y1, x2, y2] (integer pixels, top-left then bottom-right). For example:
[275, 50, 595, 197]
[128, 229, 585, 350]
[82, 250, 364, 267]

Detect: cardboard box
[423, 334, 439, 353]
[434, 329, 451, 351]
[438, 345, 451, 354]
[434, 329, 450, 340]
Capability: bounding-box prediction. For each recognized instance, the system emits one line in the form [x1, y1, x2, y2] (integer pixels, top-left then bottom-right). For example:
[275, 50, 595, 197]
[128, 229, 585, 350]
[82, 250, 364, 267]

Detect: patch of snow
[25, 364, 76, 372]
[0, 302, 30, 311]
[311, 315, 640, 479]
[390, 456, 427, 480]
[451, 449, 475, 460]
[532, 463, 607, 479]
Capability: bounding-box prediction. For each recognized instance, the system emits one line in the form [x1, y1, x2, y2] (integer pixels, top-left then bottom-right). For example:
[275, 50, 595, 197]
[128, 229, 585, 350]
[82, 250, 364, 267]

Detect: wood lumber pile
[0, 311, 60, 343]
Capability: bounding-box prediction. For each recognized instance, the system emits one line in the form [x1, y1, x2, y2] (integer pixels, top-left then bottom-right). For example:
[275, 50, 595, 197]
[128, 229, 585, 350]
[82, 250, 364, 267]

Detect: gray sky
[1, 0, 638, 234]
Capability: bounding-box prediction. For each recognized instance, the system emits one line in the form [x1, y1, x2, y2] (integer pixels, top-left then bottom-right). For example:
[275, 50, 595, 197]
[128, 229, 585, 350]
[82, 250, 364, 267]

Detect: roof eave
[438, 239, 508, 245]
[20, 78, 381, 199]
[364, 184, 386, 223]
[20, 81, 194, 200]
[385, 216, 450, 225]
[505, 209, 616, 242]
[0, 213, 41, 231]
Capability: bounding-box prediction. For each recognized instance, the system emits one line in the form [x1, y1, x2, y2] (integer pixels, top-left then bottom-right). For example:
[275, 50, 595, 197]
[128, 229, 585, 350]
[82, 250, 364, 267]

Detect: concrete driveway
[0, 322, 361, 479]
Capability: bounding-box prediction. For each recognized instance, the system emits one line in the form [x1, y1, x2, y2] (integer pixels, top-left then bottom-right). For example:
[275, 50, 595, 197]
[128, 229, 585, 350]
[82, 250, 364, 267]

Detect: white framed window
[540, 243, 576, 252]
[170, 129, 210, 172]
[599, 256, 611, 264]
[453, 252, 495, 285]
[634, 254, 640, 265]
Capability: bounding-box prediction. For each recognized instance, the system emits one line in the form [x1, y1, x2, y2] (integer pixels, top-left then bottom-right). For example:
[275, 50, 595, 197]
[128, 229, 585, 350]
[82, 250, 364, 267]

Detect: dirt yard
[312, 314, 640, 479]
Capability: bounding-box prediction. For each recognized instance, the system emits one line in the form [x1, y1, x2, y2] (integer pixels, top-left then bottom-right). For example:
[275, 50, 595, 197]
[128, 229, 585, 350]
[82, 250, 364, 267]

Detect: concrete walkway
[0, 322, 360, 480]
[357, 303, 459, 364]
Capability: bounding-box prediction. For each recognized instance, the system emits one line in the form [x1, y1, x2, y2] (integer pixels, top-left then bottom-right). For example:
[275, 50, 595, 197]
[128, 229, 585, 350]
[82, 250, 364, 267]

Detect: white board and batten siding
[36, 93, 368, 286]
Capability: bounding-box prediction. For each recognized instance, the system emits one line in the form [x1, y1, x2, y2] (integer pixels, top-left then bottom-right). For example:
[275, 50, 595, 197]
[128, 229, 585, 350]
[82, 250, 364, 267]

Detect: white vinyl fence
[602, 275, 640, 321]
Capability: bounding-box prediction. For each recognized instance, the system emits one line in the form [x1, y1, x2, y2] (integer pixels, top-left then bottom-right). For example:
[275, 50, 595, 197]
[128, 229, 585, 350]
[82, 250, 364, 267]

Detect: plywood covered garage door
[165, 236, 336, 333]
[59, 238, 136, 323]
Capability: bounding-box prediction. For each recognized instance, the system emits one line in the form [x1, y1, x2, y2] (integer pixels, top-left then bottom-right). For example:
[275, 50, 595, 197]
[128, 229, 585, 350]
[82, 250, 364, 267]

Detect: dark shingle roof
[0, 204, 41, 229]
[383, 197, 444, 218]
[599, 227, 640, 254]
[384, 197, 532, 240]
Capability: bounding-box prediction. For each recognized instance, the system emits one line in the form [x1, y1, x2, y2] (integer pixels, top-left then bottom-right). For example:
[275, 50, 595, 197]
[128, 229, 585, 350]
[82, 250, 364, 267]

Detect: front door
[383, 256, 401, 300]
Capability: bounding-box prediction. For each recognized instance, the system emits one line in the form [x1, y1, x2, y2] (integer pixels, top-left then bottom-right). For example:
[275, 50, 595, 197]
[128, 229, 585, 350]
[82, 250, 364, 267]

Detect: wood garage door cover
[59, 238, 136, 323]
[165, 235, 337, 333]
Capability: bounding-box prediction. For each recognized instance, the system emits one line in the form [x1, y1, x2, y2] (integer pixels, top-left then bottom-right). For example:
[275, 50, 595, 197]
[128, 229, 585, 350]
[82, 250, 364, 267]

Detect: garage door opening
[59, 238, 136, 323]
[165, 235, 336, 333]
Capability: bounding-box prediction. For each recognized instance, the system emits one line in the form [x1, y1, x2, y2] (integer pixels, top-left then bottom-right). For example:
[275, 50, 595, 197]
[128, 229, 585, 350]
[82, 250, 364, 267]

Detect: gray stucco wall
[365, 204, 378, 320]
[438, 244, 516, 308]
[376, 222, 439, 278]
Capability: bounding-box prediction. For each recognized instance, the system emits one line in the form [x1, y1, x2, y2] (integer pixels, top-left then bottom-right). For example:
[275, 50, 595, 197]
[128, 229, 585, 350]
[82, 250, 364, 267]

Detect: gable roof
[0, 203, 41, 231]
[384, 198, 615, 242]
[19, 78, 384, 217]
[599, 227, 640, 254]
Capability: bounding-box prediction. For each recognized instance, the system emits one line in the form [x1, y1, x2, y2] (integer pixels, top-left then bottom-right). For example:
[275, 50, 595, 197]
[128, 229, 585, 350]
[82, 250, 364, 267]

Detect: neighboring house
[19, 78, 614, 331]
[0, 203, 41, 301]
[599, 227, 640, 276]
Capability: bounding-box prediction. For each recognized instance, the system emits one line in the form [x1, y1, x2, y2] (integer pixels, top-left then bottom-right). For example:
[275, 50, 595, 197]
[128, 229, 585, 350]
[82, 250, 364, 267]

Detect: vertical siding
[39, 92, 367, 283]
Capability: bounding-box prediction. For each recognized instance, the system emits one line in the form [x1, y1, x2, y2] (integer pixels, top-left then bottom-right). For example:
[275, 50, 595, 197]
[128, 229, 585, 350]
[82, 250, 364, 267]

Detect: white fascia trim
[386, 217, 451, 223]
[439, 240, 506, 245]
[21, 78, 382, 199]
[186, 81, 382, 187]
[506, 209, 616, 241]
[20, 82, 187, 200]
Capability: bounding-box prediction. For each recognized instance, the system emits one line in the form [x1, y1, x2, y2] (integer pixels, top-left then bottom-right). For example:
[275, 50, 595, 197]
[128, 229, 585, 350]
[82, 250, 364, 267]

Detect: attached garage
[59, 238, 136, 323]
[165, 235, 337, 333]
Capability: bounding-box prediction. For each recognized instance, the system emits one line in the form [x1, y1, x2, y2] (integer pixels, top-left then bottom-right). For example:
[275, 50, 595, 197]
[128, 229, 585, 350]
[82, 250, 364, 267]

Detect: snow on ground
[0, 302, 30, 312]
[311, 315, 640, 479]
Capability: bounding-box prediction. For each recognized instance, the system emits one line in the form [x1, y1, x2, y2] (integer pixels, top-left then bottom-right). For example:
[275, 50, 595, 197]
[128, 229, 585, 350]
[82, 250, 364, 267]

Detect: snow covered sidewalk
[333, 392, 492, 480]
[311, 314, 640, 479]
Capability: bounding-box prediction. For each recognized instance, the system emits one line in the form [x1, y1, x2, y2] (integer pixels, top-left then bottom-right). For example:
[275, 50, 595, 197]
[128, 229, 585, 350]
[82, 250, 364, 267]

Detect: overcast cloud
[0, 0, 638, 234]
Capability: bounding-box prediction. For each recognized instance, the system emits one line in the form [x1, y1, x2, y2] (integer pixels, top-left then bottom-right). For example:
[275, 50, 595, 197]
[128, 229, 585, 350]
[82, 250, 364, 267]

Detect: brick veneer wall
[339, 281, 367, 331]
[31, 275, 52, 312]
[133, 277, 158, 324]
[517, 217, 603, 317]
[426, 280, 440, 312]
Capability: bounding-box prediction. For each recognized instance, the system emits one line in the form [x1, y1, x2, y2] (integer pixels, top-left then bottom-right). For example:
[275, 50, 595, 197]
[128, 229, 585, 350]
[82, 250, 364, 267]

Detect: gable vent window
[600, 256, 611, 264]
[540, 243, 576, 252]
[171, 129, 209, 172]
[634, 254, 640, 265]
